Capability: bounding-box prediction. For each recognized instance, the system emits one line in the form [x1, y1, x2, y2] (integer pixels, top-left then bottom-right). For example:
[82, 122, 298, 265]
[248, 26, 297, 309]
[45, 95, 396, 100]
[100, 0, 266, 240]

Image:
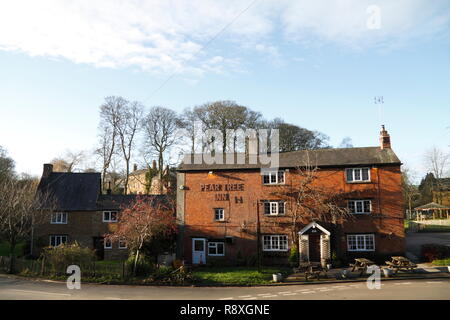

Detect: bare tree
[269, 154, 351, 263]
[50, 150, 85, 172]
[423, 147, 450, 204]
[179, 108, 200, 154]
[117, 101, 144, 194]
[96, 97, 124, 189]
[401, 166, 420, 218]
[142, 106, 180, 190]
[0, 146, 15, 181]
[0, 176, 55, 272]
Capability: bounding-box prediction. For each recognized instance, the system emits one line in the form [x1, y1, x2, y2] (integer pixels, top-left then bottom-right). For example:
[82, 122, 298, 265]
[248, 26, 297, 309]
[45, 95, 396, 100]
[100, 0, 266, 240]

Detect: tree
[116, 100, 144, 194]
[0, 146, 15, 181]
[269, 155, 351, 263]
[423, 147, 450, 204]
[50, 150, 85, 172]
[193, 101, 262, 153]
[179, 108, 201, 154]
[105, 196, 176, 274]
[338, 137, 353, 148]
[96, 96, 122, 190]
[142, 106, 180, 191]
[0, 176, 55, 272]
[268, 119, 330, 152]
[401, 166, 420, 217]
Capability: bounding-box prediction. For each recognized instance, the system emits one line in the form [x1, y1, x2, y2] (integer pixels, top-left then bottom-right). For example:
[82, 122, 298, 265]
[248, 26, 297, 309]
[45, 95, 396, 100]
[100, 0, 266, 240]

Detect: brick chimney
[133, 164, 138, 172]
[379, 125, 391, 149]
[42, 163, 53, 178]
[152, 160, 157, 171]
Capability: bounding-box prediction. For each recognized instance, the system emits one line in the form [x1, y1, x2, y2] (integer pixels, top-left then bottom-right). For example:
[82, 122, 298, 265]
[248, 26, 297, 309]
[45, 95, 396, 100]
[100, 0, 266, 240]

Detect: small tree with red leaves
[105, 196, 176, 274]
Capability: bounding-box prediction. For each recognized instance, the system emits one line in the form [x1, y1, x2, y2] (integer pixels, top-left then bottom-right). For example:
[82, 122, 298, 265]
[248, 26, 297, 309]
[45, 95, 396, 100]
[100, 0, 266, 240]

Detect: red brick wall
[180, 164, 404, 265]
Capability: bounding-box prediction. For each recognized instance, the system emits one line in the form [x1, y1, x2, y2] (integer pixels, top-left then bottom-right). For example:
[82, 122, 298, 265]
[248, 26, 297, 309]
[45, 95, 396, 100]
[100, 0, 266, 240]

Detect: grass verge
[192, 266, 292, 286]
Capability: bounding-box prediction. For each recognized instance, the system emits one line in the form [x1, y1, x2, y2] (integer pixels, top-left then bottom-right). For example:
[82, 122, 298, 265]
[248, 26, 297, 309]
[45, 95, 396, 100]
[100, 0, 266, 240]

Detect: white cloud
[0, 0, 448, 75]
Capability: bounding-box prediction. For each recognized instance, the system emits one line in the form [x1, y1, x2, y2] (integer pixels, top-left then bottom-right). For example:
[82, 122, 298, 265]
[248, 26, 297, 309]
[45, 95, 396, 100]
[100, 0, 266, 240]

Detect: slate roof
[37, 171, 169, 211]
[178, 147, 402, 171]
[37, 172, 101, 211]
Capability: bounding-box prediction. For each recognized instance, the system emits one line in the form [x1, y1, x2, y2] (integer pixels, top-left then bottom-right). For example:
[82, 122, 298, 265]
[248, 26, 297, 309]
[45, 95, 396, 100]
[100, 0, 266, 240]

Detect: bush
[421, 244, 450, 262]
[125, 253, 155, 276]
[41, 242, 96, 275]
[288, 246, 299, 267]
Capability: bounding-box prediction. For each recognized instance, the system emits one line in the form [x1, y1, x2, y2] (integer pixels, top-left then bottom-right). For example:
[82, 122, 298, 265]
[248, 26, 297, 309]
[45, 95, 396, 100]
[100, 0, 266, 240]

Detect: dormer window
[346, 168, 370, 182]
[262, 171, 285, 185]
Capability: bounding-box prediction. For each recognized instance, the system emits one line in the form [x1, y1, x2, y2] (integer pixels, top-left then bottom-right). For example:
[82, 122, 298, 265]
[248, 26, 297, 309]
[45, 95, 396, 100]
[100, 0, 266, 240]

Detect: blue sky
[0, 0, 449, 181]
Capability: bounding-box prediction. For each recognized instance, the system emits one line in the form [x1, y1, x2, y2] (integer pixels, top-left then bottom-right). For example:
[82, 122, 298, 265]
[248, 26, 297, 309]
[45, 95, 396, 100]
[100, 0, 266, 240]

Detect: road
[0, 275, 449, 300]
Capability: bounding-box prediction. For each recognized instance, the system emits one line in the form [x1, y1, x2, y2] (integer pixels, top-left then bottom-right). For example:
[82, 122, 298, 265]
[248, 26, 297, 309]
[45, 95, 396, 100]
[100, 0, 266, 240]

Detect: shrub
[125, 254, 155, 276]
[41, 242, 96, 275]
[288, 246, 299, 267]
[421, 244, 450, 262]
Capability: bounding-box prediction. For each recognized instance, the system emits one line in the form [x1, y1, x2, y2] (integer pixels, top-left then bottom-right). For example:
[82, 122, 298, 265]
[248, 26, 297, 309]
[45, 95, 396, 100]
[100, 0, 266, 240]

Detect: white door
[192, 238, 206, 264]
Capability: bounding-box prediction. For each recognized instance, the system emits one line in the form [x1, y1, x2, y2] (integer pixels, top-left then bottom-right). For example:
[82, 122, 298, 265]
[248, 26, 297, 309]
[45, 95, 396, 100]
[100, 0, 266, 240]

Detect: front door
[93, 237, 104, 260]
[192, 238, 206, 264]
[308, 234, 321, 262]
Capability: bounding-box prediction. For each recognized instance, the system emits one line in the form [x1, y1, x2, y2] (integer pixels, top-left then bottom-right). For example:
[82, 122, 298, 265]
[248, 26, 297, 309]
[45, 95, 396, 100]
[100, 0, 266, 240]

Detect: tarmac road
[0, 275, 449, 300]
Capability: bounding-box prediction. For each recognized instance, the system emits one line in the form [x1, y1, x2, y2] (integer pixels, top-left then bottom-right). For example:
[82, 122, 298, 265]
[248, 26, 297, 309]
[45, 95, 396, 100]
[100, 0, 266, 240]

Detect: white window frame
[119, 239, 127, 249]
[263, 201, 285, 216]
[262, 171, 285, 185]
[348, 200, 372, 214]
[50, 212, 68, 224]
[214, 208, 224, 221]
[103, 211, 118, 223]
[347, 234, 375, 252]
[49, 235, 67, 247]
[345, 168, 370, 182]
[262, 235, 288, 252]
[208, 242, 225, 256]
[104, 238, 112, 249]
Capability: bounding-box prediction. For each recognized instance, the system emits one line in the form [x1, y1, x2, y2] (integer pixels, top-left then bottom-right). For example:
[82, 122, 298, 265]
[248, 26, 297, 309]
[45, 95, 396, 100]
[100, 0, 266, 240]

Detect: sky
[0, 0, 449, 182]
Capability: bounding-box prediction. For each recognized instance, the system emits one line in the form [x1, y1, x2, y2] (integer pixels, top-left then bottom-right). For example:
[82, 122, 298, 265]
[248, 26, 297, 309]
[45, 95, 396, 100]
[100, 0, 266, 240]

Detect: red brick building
[176, 126, 404, 266]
